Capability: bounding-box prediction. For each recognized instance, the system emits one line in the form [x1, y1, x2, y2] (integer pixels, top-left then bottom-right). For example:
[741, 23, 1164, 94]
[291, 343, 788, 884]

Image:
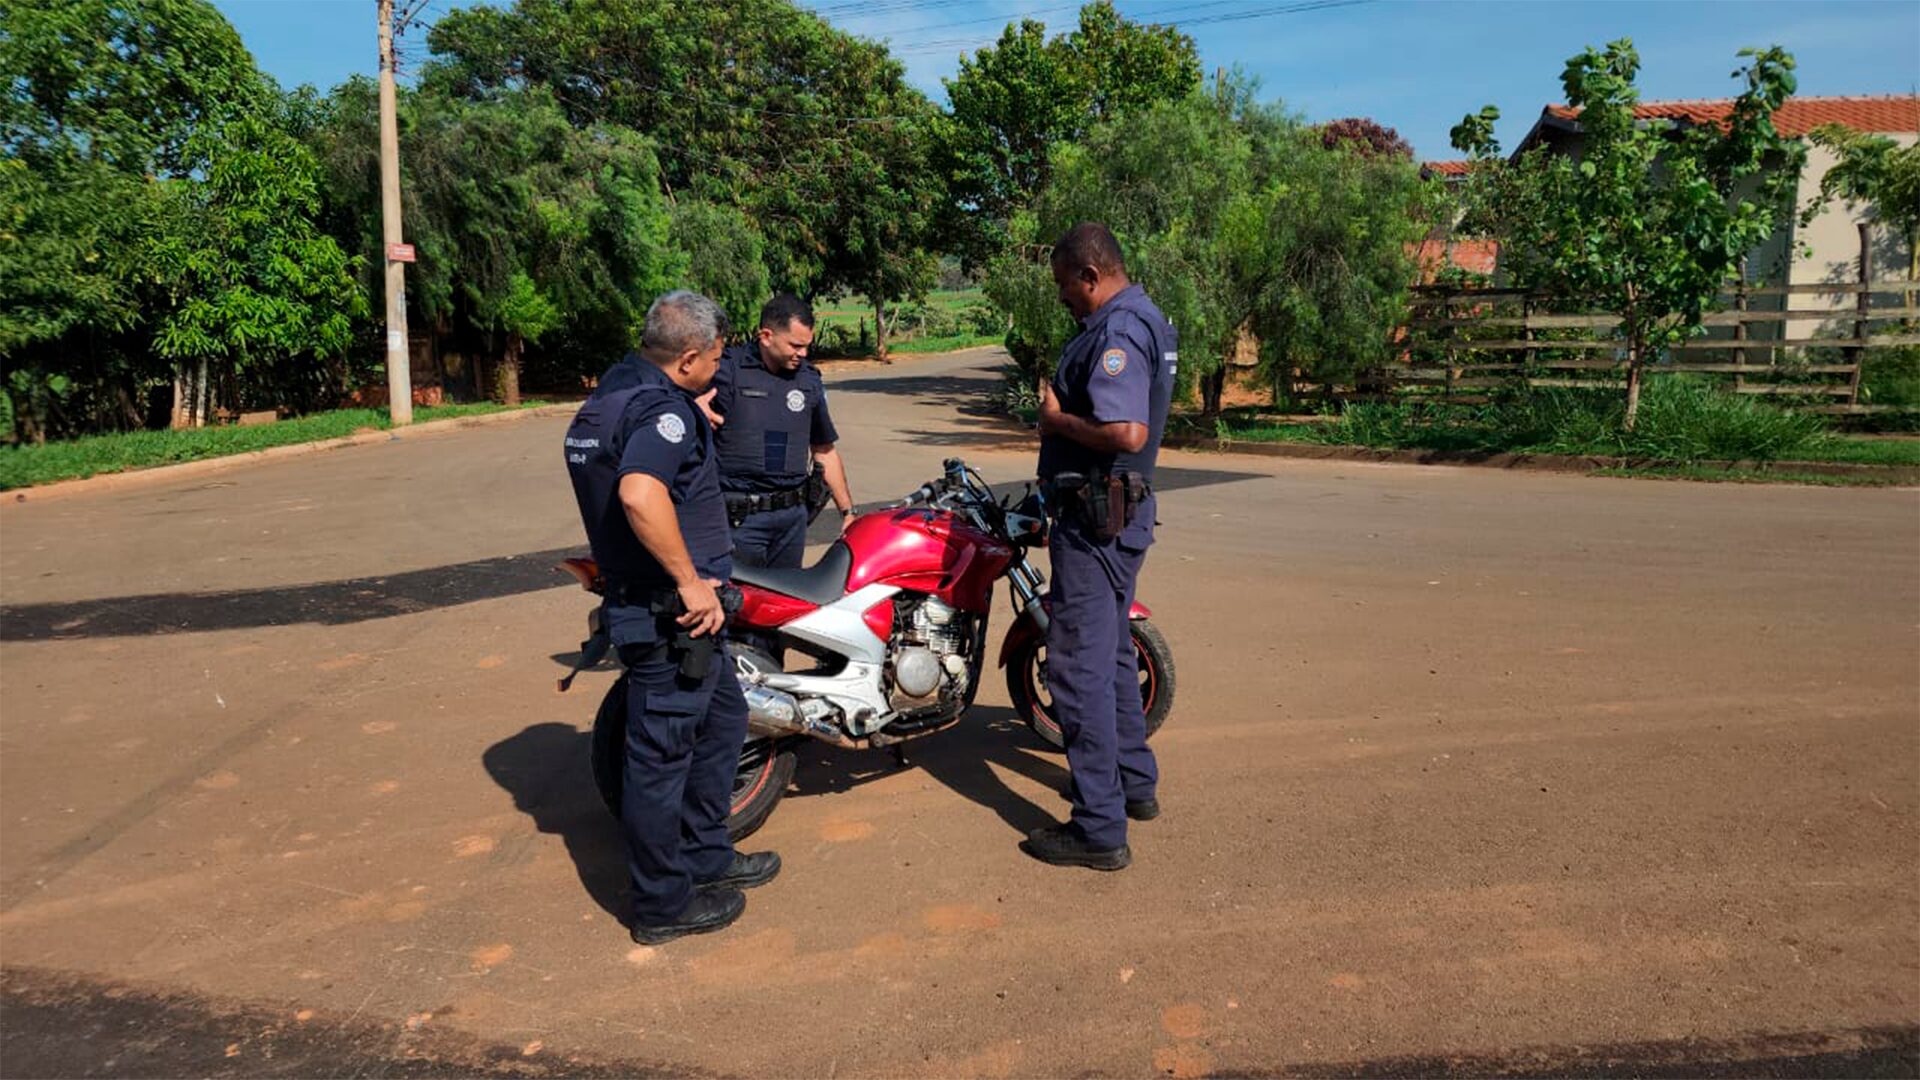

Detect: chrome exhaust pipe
[744, 684, 804, 737]
[744, 683, 857, 747]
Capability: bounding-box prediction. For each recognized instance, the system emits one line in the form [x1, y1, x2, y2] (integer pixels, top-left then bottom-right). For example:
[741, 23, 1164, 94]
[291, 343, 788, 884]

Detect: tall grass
[1312, 377, 1831, 463]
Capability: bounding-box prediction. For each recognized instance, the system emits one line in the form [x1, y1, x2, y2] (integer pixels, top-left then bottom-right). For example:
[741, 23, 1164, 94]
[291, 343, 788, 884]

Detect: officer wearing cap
[1020, 223, 1176, 872]
[563, 290, 780, 944]
[698, 294, 854, 568]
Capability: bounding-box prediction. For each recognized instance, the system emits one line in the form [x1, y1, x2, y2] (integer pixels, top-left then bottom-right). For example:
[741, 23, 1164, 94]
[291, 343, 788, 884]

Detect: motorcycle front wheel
[589, 667, 796, 841]
[1006, 617, 1175, 751]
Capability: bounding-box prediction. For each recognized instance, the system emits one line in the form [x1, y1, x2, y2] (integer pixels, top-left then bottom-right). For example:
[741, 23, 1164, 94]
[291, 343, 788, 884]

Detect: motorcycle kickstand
[890, 744, 910, 769]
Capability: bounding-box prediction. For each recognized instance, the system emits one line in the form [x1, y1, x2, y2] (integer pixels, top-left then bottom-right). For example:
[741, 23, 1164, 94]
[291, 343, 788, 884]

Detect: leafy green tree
[817, 93, 947, 357]
[987, 81, 1426, 414]
[670, 201, 770, 335]
[307, 82, 681, 398]
[1, 0, 265, 174]
[1451, 40, 1804, 428]
[2, 0, 361, 438]
[0, 155, 158, 441]
[942, 2, 1201, 263]
[150, 114, 366, 422]
[423, 0, 939, 309]
[1236, 120, 1431, 405]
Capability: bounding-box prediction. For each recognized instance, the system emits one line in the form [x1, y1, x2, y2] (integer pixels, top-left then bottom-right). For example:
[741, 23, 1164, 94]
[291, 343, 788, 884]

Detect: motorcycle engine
[889, 597, 974, 705]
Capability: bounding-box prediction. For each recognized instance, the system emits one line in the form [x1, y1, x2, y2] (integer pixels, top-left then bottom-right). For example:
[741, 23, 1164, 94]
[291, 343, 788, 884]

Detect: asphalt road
[2, 347, 1916, 1077]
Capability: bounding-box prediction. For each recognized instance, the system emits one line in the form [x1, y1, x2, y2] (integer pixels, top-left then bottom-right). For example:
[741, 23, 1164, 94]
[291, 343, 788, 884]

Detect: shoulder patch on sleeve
[1100, 347, 1128, 377]
[654, 411, 686, 444]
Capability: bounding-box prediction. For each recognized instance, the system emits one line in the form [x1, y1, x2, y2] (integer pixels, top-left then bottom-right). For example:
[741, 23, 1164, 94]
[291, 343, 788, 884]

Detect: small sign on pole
[386, 242, 416, 263]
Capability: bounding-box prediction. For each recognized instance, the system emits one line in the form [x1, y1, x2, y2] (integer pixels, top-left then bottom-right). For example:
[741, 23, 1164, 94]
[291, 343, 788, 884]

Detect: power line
[891, 0, 1373, 55]
[877, 0, 1248, 48]
[809, 0, 978, 18]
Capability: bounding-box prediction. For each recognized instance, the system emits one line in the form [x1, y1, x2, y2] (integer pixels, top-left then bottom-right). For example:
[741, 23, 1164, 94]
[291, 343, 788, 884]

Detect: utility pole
[376, 0, 412, 425]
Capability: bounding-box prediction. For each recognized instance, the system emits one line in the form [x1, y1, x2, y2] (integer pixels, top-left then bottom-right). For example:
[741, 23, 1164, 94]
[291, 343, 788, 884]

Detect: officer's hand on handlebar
[676, 578, 727, 638]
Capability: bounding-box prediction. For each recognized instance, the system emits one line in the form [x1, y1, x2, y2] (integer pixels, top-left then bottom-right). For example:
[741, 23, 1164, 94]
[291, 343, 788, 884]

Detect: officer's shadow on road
[789, 705, 1071, 838]
[481, 707, 1071, 922]
[482, 722, 628, 923]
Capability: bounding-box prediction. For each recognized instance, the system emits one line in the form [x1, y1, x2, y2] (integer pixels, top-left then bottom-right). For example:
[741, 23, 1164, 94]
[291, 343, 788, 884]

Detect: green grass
[1172, 379, 1920, 473]
[1801, 437, 1920, 466]
[1590, 465, 1907, 487]
[887, 332, 1004, 355]
[813, 289, 998, 356]
[0, 400, 544, 490]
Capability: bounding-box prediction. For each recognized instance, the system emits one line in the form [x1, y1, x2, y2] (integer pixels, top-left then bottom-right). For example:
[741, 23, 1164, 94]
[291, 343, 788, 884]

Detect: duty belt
[724, 487, 806, 515]
[1041, 470, 1151, 540]
[1040, 471, 1151, 508]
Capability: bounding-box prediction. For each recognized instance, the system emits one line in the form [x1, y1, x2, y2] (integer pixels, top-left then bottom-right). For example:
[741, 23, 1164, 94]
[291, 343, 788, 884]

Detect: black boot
[1020, 823, 1131, 871]
[697, 851, 781, 891]
[1059, 780, 1160, 821]
[630, 888, 746, 945]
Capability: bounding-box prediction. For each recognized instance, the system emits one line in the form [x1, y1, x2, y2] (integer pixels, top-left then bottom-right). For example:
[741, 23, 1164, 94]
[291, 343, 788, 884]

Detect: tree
[1, 0, 359, 439]
[1237, 120, 1431, 405]
[1450, 40, 1803, 428]
[1802, 123, 1920, 286]
[670, 201, 770, 336]
[150, 114, 365, 424]
[0, 155, 158, 441]
[815, 90, 947, 358]
[1, 0, 266, 175]
[1317, 117, 1414, 160]
[986, 80, 1427, 415]
[942, 2, 1201, 264]
[307, 82, 682, 398]
[423, 0, 938, 303]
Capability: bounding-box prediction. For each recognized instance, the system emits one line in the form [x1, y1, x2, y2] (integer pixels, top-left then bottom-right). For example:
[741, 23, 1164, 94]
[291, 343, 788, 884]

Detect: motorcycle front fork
[1007, 557, 1050, 634]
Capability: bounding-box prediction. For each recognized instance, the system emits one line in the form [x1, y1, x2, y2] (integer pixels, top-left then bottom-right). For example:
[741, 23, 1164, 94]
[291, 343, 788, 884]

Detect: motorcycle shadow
[482, 721, 628, 923]
[787, 705, 1072, 838]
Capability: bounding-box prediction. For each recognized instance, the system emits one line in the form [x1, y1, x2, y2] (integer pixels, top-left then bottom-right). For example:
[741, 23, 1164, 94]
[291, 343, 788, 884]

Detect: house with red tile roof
[1413, 161, 1498, 280]
[1512, 95, 1918, 333]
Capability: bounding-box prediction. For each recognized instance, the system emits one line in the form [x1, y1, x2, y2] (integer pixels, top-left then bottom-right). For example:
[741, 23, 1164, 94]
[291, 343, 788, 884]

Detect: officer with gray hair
[563, 289, 779, 945]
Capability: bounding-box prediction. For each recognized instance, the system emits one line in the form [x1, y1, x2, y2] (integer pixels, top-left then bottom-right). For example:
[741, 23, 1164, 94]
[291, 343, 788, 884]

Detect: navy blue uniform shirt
[1038, 283, 1178, 485]
[565, 357, 733, 645]
[709, 341, 839, 494]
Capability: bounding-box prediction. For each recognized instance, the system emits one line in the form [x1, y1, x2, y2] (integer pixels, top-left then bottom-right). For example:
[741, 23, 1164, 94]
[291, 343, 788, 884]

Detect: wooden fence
[1384, 228, 1918, 415]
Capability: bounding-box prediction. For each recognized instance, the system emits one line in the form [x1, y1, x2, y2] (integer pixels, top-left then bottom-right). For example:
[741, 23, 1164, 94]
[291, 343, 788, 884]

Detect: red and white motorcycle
[561, 458, 1174, 838]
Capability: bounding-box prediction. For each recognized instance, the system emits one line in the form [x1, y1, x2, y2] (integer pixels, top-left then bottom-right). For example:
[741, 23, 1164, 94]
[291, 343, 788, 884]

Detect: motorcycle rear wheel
[589, 663, 796, 842]
[1006, 617, 1175, 751]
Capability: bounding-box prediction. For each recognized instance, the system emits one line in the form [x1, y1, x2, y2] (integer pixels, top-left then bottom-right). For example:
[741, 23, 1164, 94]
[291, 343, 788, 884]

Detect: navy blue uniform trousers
[731, 504, 809, 569]
[1047, 522, 1158, 850]
[618, 640, 748, 923]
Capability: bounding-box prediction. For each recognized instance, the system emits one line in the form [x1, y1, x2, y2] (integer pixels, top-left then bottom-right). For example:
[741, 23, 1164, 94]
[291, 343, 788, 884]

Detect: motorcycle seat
[732, 539, 854, 607]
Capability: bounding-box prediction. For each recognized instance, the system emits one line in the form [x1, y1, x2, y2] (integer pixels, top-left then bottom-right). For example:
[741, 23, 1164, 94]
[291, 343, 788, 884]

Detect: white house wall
[1787, 134, 1918, 341]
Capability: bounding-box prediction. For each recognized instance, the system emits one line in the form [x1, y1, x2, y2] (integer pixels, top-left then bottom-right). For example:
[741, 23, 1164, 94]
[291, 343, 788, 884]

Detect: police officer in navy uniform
[1020, 224, 1176, 872]
[697, 294, 854, 568]
[563, 290, 780, 944]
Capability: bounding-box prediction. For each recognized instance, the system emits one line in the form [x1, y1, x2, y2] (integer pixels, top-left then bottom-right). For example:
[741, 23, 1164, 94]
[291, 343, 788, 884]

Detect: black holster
[643, 584, 744, 682]
[1048, 471, 1149, 541]
[804, 461, 830, 523]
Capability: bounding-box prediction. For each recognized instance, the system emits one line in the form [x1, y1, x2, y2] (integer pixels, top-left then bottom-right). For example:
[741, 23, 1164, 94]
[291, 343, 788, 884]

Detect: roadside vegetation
[0, 402, 542, 490]
[1179, 378, 1920, 466]
[5, 0, 1913, 487]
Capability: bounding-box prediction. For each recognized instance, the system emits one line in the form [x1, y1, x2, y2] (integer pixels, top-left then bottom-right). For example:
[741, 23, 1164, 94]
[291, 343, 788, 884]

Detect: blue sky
[215, 0, 1919, 160]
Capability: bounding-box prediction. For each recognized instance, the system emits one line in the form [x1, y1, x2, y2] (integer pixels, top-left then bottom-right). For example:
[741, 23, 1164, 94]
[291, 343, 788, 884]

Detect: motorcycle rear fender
[996, 598, 1153, 668]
